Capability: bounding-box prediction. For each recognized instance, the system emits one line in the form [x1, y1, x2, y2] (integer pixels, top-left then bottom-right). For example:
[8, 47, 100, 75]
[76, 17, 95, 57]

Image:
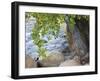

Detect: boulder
[59, 56, 81, 66]
[25, 55, 37, 68]
[38, 52, 64, 67]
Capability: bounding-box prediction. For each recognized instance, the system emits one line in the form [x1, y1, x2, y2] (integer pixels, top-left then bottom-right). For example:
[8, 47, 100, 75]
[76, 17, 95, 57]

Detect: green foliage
[37, 47, 47, 59]
[76, 15, 89, 21]
[26, 12, 65, 59]
[66, 14, 89, 33]
[68, 15, 76, 32]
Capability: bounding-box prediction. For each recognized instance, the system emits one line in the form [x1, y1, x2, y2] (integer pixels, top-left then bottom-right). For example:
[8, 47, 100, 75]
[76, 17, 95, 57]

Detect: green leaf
[26, 12, 65, 59]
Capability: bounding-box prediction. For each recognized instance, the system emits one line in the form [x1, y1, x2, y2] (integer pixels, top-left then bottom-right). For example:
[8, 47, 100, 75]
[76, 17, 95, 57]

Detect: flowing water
[25, 17, 72, 60]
